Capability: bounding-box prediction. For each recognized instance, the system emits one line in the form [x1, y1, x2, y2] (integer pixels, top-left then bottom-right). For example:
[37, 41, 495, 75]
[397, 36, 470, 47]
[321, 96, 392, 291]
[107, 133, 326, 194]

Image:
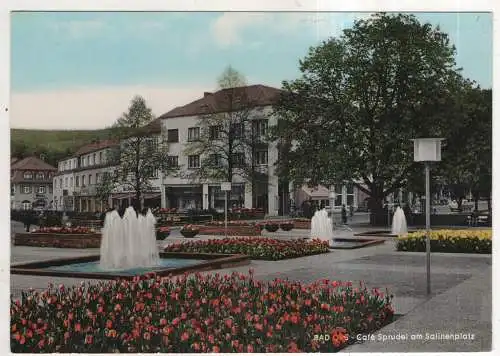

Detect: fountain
[391, 206, 408, 236]
[100, 207, 159, 270]
[12, 205, 250, 280]
[309, 208, 385, 250]
[310, 209, 333, 245]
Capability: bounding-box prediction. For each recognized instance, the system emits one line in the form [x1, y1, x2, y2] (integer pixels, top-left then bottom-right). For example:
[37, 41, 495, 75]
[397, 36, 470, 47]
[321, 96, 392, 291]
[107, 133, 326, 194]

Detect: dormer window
[23, 171, 33, 180]
[36, 172, 45, 180]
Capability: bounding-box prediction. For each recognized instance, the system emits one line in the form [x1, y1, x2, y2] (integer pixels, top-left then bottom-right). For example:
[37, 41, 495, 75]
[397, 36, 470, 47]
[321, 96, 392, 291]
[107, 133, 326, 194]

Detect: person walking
[341, 205, 348, 224]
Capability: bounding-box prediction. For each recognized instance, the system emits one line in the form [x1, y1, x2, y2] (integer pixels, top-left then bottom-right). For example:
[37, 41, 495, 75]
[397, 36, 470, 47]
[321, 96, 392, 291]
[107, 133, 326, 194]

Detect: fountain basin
[354, 230, 418, 238]
[330, 238, 385, 249]
[10, 252, 249, 280]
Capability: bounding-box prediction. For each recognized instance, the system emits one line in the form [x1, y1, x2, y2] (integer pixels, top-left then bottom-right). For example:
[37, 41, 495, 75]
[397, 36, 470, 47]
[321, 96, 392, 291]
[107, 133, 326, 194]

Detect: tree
[99, 96, 175, 210]
[272, 13, 470, 224]
[184, 66, 270, 210]
[437, 88, 492, 211]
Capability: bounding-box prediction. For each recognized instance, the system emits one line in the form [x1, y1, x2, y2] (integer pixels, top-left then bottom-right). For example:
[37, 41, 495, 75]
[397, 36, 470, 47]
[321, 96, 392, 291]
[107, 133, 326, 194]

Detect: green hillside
[11, 128, 116, 167]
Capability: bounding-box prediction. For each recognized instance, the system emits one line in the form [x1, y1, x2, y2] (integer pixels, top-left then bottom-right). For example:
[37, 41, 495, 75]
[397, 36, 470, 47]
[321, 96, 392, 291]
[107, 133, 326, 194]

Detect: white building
[53, 140, 118, 212]
[11, 156, 56, 210]
[155, 85, 283, 215]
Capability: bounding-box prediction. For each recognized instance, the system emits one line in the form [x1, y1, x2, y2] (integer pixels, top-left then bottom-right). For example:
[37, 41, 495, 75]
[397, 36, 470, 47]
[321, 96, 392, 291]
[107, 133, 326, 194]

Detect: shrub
[263, 222, 279, 233]
[280, 221, 294, 231]
[396, 229, 492, 254]
[180, 225, 199, 238]
[164, 237, 329, 260]
[11, 272, 394, 353]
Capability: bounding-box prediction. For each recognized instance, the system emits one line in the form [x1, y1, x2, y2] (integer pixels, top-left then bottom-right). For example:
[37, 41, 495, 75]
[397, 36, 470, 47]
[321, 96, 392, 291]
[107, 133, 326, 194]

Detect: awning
[301, 185, 330, 199]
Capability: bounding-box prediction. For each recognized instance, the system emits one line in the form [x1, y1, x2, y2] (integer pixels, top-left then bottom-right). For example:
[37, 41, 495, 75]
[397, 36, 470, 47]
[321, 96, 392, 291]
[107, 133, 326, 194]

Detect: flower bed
[230, 208, 265, 220]
[197, 225, 261, 236]
[206, 220, 256, 227]
[165, 237, 329, 260]
[293, 218, 311, 229]
[33, 226, 95, 234]
[14, 233, 101, 248]
[396, 229, 492, 254]
[156, 227, 171, 240]
[10, 271, 394, 353]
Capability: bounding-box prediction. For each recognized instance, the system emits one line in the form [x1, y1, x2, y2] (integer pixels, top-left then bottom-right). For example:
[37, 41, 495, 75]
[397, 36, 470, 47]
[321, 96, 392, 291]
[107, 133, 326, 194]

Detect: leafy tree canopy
[272, 12, 477, 220]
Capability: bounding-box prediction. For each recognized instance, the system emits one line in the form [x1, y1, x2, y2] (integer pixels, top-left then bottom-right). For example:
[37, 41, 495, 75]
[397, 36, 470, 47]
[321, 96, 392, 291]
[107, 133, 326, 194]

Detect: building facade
[155, 85, 282, 215]
[53, 140, 118, 212]
[11, 156, 56, 210]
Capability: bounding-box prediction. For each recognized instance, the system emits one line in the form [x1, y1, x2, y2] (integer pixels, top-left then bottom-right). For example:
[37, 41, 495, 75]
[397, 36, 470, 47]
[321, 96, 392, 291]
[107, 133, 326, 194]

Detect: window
[93, 153, 96, 165]
[11, 184, 15, 195]
[22, 201, 31, 210]
[188, 155, 200, 169]
[36, 172, 44, 180]
[75, 176, 80, 187]
[99, 152, 103, 164]
[23, 171, 33, 180]
[334, 184, 343, 206]
[231, 152, 245, 168]
[23, 185, 31, 194]
[346, 183, 355, 207]
[48, 186, 53, 194]
[145, 168, 158, 178]
[70, 177, 73, 187]
[209, 125, 222, 140]
[167, 155, 179, 167]
[188, 127, 200, 141]
[82, 175, 86, 186]
[95, 173, 100, 183]
[255, 150, 268, 165]
[209, 154, 222, 167]
[167, 129, 179, 143]
[64, 177, 68, 187]
[89, 174, 92, 185]
[252, 119, 268, 137]
[38, 186, 45, 194]
[230, 123, 243, 138]
[59, 179, 63, 188]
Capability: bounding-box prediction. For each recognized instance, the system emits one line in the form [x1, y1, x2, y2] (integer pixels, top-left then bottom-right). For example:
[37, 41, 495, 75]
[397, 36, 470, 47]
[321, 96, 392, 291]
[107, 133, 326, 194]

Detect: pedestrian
[341, 204, 348, 224]
[349, 205, 354, 217]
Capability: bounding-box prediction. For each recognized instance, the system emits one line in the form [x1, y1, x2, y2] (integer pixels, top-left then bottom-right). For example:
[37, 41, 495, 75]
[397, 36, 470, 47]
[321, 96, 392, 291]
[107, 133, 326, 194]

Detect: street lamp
[412, 138, 444, 296]
[221, 182, 232, 238]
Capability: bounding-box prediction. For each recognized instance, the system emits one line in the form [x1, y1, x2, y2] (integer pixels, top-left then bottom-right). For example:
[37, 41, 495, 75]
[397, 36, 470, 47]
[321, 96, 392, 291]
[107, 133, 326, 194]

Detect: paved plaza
[10, 221, 492, 352]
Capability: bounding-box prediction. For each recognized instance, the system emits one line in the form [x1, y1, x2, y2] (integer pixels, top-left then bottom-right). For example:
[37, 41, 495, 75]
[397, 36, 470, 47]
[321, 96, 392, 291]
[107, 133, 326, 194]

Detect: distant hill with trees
[10, 128, 116, 167]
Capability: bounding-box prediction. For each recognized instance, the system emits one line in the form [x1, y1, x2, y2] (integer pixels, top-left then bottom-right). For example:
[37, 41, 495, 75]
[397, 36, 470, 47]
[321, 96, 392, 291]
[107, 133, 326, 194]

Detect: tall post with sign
[412, 138, 444, 296]
[221, 182, 232, 238]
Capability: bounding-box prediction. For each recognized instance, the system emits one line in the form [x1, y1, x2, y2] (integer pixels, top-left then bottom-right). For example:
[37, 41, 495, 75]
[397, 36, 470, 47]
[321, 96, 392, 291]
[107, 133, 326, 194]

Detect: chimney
[204, 92, 212, 98]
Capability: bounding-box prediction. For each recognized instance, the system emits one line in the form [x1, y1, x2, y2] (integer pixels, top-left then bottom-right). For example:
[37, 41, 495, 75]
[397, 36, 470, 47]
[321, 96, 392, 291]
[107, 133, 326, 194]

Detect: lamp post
[221, 182, 232, 238]
[412, 138, 444, 296]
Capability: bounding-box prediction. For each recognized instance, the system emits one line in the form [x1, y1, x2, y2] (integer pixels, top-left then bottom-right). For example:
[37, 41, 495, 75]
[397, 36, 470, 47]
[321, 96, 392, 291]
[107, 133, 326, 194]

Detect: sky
[10, 11, 493, 129]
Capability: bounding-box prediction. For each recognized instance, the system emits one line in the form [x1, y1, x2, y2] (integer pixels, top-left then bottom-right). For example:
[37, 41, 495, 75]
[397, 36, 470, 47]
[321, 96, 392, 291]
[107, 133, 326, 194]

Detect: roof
[11, 156, 56, 171]
[74, 139, 119, 156]
[157, 84, 284, 120]
[301, 185, 330, 199]
[11, 157, 19, 165]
